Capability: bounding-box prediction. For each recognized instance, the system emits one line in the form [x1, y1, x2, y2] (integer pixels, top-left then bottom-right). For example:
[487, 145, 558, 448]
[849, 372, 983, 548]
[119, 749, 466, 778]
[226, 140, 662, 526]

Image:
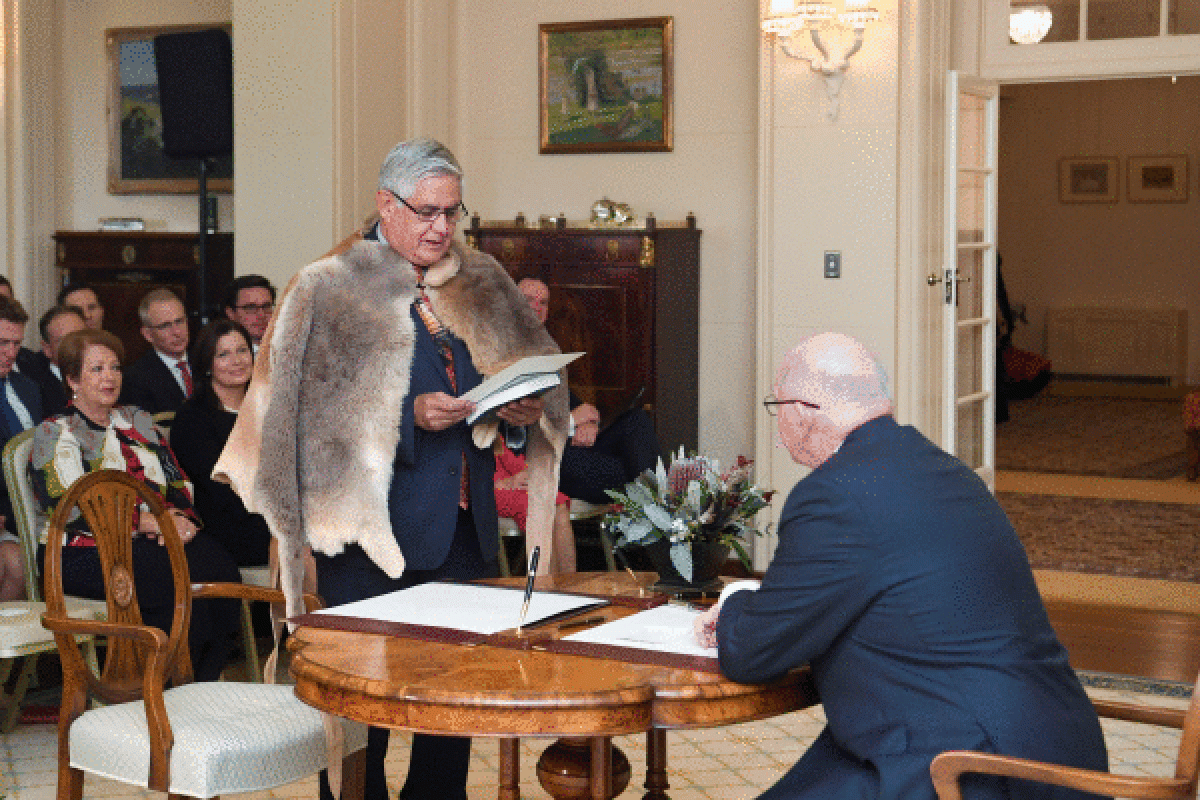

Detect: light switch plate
[824, 251, 841, 279]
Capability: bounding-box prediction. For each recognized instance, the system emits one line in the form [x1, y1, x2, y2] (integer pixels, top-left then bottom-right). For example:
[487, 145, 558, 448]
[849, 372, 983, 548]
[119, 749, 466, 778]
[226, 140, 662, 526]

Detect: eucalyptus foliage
[603, 447, 774, 581]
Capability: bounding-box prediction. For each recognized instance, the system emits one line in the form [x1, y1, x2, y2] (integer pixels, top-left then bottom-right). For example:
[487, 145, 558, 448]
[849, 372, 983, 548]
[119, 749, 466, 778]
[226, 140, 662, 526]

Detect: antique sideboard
[53, 231, 233, 364]
[465, 215, 700, 453]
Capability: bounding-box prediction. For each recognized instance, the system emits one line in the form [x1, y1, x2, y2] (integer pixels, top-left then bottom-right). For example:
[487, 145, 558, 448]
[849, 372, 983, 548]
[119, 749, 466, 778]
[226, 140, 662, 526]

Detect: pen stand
[492, 627, 556, 650]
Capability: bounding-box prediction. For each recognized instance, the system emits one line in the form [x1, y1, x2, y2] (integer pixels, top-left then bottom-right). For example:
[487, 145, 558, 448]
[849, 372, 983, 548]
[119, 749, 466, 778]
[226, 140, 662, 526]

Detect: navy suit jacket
[718, 417, 1107, 800]
[0, 371, 41, 522]
[120, 350, 187, 414]
[15, 349, 68, 419]
[386, 307, 498, 570]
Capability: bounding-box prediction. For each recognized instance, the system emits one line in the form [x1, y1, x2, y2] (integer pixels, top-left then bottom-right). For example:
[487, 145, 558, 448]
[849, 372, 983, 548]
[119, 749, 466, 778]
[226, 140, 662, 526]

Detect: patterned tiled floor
[0, 684, 1188, 799]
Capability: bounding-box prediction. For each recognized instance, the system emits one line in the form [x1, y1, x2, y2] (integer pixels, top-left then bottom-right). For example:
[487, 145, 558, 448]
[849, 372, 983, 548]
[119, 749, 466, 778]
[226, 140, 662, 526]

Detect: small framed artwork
[107, 24, 234, 195]
[1059, 157, 1119, 204]
[539, 17, 673, 155]
[1127, 155, 1189, 203]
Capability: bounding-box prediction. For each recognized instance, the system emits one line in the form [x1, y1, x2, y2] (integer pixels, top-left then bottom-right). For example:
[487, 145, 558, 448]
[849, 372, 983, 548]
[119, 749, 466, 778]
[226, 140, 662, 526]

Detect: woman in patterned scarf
[30, 328, 241, 681]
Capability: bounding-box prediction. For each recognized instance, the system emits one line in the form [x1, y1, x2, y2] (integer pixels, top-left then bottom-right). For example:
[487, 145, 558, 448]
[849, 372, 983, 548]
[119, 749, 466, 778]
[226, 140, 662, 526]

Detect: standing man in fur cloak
[213, 138, 570, 800]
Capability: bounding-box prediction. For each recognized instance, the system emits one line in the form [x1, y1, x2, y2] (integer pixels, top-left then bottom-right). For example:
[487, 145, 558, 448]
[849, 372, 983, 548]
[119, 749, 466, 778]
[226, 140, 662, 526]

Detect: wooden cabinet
[53, 231, 233, 364]
[466, 216, 700, 453]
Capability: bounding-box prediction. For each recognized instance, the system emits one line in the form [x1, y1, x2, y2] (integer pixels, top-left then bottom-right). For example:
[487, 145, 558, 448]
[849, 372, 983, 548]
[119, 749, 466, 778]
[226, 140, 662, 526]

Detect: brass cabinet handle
[606, 240, 619, 261]
[502, 239, 515, 261]
[121, 244, 137, 265]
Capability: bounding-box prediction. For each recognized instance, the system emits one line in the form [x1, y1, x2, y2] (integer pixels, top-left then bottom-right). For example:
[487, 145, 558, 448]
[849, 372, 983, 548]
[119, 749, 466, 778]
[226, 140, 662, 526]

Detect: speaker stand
[195, 158, 212, 325]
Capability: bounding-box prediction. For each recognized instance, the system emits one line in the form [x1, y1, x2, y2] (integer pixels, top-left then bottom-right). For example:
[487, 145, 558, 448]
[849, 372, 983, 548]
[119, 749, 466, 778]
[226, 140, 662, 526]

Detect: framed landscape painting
[1058, 157, 1118, 204]
[539, 17, 673, 155]
[107, 24, 233, 194]
[1127, 155, 1188, 203]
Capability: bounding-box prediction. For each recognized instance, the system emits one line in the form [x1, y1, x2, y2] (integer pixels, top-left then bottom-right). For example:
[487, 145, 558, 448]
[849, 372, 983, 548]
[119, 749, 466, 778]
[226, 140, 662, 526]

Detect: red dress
[494, 446, 569, 533]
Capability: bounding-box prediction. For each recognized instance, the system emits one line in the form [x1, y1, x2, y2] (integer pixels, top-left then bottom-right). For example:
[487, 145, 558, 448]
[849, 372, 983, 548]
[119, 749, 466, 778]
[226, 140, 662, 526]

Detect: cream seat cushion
[69, 682, 367, 797]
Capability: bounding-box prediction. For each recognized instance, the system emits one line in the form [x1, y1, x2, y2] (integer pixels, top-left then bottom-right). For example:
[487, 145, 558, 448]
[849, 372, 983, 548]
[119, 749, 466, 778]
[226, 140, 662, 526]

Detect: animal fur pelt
[213, 236, 570, 620]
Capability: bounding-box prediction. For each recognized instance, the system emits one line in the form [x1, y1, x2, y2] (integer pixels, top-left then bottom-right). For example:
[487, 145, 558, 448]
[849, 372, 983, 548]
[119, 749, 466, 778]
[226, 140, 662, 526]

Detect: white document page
[460, 352, 584, 404]
[314, 583, 603, 634]
[564, 604, 717, 659]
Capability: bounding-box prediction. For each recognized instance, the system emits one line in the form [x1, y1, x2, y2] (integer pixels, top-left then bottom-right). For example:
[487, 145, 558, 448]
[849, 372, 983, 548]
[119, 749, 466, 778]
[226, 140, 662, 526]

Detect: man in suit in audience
[695, 332, 1108, 800]
[222, 275, 276, 353]
[15, 306, 85, 418]
[119, 288, 192, 413]
[58, 283, 105, 330]
[0, 295, 41, 599]
[518, 277, 661, 503]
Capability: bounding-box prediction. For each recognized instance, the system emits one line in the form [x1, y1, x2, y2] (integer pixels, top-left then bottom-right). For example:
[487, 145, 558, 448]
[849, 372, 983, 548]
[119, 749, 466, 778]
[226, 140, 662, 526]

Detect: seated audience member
[120, 288, 193, 413]
[0, 296, 41, 600]
[30, 329, 241, 681]
[57, 283, 105, 330]
[171, 320, 271, 567]
[0, 278, 42, 388]
[222, 275, 276, 352]
[16, 306, 85, 419]
[695, 332, 1108, 800]
[517, 278, 661, 503]
[493, 441, 575, 573]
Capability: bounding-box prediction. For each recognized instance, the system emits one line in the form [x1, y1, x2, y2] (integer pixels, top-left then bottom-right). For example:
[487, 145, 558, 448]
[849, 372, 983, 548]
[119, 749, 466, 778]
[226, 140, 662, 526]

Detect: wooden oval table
[289, 572, 816, 799]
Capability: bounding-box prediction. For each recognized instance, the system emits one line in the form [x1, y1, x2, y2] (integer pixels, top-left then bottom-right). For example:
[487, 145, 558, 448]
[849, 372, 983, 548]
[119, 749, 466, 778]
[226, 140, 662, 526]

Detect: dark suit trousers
[315, 509, 499, 800]
[559, 408, 661, 504]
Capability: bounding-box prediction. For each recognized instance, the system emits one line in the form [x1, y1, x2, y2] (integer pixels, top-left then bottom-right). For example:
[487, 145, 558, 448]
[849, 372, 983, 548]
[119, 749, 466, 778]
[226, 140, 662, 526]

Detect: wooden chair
[0, 430, 102, 731]
[930, 672, 1200, 800]
[41, 469, 366, 799]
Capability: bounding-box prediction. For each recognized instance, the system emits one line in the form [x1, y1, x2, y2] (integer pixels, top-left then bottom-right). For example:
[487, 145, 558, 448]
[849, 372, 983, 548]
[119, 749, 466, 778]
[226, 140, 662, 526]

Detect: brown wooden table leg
[643, 728, 669, 799]
[536, 737, 631, 799]
[590, 737, 612, 800]
[499, 737, 521, 800]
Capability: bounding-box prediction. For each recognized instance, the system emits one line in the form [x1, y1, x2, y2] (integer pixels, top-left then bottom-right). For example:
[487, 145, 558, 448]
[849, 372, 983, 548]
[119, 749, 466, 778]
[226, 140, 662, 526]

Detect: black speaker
[153, 29, 233, 160]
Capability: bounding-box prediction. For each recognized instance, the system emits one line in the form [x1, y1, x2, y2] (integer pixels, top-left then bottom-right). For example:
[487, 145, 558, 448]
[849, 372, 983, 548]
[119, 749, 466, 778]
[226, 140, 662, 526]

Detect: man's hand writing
[495, 395, 544, 427]
[693, 604, 720, 649]
[415, 392, 475, 431]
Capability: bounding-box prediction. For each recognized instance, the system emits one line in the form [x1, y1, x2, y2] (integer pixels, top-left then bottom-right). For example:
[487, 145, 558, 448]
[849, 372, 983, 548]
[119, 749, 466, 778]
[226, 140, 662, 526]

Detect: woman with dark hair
[170, 319, 271, 567]
[30, 328, 241, 681]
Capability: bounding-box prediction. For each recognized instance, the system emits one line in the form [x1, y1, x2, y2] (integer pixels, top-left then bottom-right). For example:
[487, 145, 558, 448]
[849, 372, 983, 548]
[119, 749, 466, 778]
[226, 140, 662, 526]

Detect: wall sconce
[761, 1, 880, 120]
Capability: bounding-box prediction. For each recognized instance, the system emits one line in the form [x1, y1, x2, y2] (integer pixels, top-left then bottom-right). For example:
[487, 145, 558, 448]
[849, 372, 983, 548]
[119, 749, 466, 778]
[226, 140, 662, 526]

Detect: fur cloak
[213, 236, 570, 620]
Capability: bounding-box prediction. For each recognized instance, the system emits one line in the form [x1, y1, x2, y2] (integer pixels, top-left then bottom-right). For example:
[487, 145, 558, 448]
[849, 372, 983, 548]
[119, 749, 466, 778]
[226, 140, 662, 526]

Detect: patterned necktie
[177, 360, 194, 397]
[412, 285, 469, 509]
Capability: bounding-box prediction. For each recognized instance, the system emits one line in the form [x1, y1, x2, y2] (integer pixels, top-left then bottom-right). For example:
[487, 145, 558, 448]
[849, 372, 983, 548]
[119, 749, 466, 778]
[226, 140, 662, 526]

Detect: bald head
[775, 332, 892, 467]
[518, 278, 550, 324]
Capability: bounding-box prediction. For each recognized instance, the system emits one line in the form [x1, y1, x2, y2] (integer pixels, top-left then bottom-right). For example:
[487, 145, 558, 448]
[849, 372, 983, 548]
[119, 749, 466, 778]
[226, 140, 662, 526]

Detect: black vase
[641, 536, 730, 593]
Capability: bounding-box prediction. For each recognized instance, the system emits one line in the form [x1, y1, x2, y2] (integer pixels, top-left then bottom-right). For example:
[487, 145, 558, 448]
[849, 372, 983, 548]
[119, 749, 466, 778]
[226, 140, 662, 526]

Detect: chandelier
[1009, 4, 1054, 44]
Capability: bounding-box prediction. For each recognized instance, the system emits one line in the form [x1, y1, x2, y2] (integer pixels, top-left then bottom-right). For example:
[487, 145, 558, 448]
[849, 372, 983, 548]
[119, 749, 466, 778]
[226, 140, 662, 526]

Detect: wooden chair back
[2, 429, 42, 600]
[931, 671, 1200, 800]
[43, 470, 193, 707]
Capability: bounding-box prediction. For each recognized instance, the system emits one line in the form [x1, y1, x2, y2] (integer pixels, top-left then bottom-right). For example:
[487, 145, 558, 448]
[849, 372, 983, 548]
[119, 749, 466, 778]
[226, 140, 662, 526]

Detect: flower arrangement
[603, 448, 774, 582]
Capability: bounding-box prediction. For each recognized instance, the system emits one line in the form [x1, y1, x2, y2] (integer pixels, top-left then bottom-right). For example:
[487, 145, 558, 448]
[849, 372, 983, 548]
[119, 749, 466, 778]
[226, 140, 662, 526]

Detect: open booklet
[563, 604, 718, 659]
[461, 352, 584, 425]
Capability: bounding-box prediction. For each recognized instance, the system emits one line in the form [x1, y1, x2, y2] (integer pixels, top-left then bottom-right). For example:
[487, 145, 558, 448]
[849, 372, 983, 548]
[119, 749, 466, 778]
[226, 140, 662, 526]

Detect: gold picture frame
[1127, 155, 1189, 203]
[107, 24, 233, 195]
[1059, 157, 1118, 204]
[539, 17, 673, 155]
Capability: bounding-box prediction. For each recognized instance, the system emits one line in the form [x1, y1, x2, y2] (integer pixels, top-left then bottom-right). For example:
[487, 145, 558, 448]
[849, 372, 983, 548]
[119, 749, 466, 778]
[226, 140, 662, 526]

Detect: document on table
[563, 604, 717, 659]
[314, 583, 606, 634]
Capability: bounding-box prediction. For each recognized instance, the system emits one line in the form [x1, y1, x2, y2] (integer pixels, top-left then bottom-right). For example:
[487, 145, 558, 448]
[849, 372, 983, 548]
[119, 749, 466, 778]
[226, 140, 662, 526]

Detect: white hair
[378, 137, 463, 199]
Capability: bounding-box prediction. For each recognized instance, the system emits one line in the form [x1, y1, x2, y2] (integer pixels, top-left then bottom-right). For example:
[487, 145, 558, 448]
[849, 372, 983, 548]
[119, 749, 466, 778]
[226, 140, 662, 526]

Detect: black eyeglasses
[763, 394, 820, 416]
[391, 191, 468, 224]
[234, 302, 274, 314]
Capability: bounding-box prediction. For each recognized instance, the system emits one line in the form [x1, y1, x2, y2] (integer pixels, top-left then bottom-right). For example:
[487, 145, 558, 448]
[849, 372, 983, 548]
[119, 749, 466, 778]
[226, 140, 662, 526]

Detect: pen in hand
[517, 545, 541, 632]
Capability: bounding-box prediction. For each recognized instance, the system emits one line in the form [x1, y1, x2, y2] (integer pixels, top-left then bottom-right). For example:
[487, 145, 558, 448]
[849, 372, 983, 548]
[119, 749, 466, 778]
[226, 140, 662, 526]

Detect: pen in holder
[516, 545, 541, 635]
[613, 547, 646, 597]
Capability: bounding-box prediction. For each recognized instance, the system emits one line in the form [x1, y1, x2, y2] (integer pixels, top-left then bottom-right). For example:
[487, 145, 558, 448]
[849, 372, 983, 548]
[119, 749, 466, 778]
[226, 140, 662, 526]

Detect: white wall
[57, 0, 234, 233]
[998, 76, 1200, 382]
[453, 0, 761, 463]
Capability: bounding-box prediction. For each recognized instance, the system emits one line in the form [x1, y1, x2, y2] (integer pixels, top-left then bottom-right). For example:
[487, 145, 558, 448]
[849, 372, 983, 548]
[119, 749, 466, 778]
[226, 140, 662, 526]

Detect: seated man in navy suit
[0, 295, 41, 599]
[120, 288, 193, 413]
[517, 277, 660, 503]
[16, 305, 85, 419]
[696, 332, 1107, 800]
